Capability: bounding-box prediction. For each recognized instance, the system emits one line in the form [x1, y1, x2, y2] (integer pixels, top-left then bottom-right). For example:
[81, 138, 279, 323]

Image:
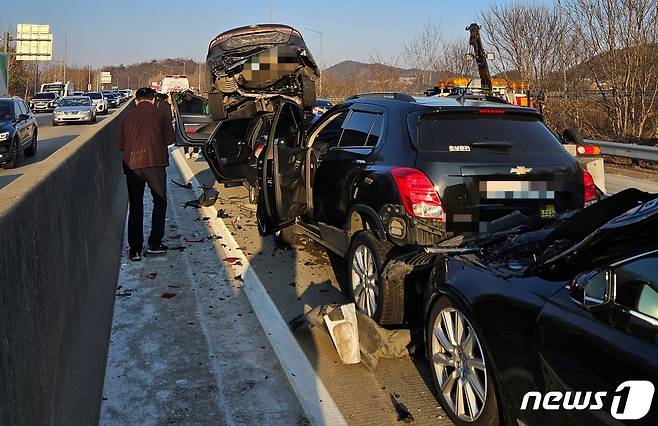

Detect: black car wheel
[1, 138, 19, 169]
[427, 296, 500, 425]
[347, 231, 401, 324]
[24, 130, 37, 157]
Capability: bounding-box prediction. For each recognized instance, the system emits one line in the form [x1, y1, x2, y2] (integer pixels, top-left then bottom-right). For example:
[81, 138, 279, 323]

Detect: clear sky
[4, 0, 551, 68]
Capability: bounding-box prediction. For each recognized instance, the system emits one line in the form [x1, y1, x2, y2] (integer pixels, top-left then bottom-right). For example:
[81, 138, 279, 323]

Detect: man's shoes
[185, 152, 192, 159]
[146, 243, 169, 254]
[193, 152, 200, 159]
[129, 249, 142, 261]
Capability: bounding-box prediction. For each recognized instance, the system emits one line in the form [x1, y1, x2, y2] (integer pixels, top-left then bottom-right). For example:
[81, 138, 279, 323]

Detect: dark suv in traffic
[175, 92, 595, 325]
[0, 97, 38, 169]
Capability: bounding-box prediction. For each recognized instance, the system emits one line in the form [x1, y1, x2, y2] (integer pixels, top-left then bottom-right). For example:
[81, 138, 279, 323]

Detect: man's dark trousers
[125, 165, 167, 251]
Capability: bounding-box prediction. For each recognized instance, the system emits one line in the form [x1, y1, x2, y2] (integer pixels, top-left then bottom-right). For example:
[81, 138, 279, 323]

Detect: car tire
[347, 231, 402, 325]
[427, 296, 500, 426]
[273, 226, 299, 247]
[52, 121, 59, 126]
[1, 139, 19, 169]
[24, 131, 37, 157]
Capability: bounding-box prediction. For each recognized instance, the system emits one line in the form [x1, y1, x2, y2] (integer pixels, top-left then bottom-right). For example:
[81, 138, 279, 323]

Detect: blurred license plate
[480, 181, 554, 199]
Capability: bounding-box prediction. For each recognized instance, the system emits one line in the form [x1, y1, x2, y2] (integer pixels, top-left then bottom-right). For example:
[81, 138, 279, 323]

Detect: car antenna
[457, 79, 473, 104]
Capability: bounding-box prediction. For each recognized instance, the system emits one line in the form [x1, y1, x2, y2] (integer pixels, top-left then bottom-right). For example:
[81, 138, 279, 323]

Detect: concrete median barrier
[0, 104, 130, 425]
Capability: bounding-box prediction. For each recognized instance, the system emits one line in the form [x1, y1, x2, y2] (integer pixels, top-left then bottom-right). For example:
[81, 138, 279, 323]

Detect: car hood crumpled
[535, 188, 658, 279]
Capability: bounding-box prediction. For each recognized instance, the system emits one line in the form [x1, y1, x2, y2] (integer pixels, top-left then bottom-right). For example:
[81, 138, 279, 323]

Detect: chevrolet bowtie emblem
[511, 166, 532, 175]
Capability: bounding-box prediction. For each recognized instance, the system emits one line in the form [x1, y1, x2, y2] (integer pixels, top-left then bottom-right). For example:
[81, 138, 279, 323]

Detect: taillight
[583, 170, 598, 206]
[576, 145, 601, 156]
[391, 167, 445, 221]
[478, 108, 506, 115]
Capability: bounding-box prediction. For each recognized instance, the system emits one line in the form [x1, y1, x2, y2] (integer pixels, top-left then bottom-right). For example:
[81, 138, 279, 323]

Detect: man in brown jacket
[118, 87, 175, 261]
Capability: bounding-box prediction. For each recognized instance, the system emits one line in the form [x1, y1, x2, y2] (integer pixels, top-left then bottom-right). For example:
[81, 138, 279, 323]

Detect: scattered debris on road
[390, 393, 415, 423]
[161, 292, 176, 299]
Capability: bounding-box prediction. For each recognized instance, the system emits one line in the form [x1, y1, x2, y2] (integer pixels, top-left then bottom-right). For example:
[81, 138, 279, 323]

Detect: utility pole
[64, 33, 67, 82]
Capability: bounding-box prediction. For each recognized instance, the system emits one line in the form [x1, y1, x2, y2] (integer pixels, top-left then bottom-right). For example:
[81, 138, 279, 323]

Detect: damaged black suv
[175, 87, 595, 325]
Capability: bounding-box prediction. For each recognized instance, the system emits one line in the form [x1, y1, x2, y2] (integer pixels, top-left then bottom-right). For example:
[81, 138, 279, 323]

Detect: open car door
[171, 92, 218, 147]
[256, 101, 308, 235]
[172, 92, 252, 184]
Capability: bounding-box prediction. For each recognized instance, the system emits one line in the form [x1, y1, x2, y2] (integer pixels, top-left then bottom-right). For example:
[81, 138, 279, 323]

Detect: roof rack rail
[347, 92, 416, 102]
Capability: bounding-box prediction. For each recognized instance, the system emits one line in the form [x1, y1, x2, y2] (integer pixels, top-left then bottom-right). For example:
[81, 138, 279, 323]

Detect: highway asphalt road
[0, 109, 119, 191]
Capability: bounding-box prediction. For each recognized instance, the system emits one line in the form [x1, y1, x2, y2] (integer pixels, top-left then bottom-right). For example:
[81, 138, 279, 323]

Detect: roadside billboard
[100, 72, 112, 84]
[16, 24, 53, 61]
[0, 54, 7, 97]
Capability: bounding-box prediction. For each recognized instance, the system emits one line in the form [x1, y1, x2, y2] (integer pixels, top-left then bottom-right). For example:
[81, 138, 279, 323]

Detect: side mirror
[17, 113, 30, 121]
[570, 270, 610, 310]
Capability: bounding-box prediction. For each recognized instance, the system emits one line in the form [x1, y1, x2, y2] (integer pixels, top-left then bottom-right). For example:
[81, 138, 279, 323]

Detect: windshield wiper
[471, 141, 515, 150]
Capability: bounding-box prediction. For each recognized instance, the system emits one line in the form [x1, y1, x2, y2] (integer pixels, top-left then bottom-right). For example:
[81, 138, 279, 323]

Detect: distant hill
[323, 60, 423, 80]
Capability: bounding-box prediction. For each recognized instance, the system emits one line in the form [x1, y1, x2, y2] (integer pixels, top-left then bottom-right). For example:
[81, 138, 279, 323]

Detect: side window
[338, 110, 379, 147]
[16, 101, 26, 115]
[614, 254, 658, 321]
[313, 111, 348, 148]
[16, 101, 27, 115]
[365, 113, 383, 147]
[273, 103, 302, 148]
[174, 93, 208, 115]
[22, 101, 31, 114]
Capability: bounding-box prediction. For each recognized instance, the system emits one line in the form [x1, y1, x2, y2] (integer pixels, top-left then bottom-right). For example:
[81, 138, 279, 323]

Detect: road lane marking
[171, 147, 347, 426]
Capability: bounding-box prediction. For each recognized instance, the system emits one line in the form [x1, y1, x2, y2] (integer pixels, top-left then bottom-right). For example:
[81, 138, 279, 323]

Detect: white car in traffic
[84, 92, 109, 115]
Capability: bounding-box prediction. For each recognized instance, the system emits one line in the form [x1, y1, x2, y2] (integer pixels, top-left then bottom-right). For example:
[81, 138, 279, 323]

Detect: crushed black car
[171, 24, 319, 195]
[206, 24, 319, 120]
[418, 188, 658, 425]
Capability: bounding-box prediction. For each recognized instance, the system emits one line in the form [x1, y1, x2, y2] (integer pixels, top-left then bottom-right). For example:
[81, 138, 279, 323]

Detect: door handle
[352, 159, 366, 165]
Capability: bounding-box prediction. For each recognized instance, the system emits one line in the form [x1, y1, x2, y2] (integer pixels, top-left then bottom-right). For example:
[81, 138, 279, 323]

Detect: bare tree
[367, 51, 405, 92]
[480, 2, 572, 91]
[563, 0, 658, 139]
[438, 39, 475, 79]
[402, 21, 443, 87]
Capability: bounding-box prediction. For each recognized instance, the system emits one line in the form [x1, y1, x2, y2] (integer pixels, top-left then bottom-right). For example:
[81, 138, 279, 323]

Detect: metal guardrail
[583, 139, 658, 162]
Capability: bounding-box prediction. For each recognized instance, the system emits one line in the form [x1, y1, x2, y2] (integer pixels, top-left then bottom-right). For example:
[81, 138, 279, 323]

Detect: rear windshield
[33, 92, 57, 100]
[86, 92, 102, 99]
[417, 113, 566, 154]
[60, 98, 91, 107]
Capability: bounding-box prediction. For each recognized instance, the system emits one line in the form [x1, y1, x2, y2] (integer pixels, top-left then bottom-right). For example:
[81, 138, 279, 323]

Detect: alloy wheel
[351, 245, 378, 317]
[431, 307, 487, 422]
